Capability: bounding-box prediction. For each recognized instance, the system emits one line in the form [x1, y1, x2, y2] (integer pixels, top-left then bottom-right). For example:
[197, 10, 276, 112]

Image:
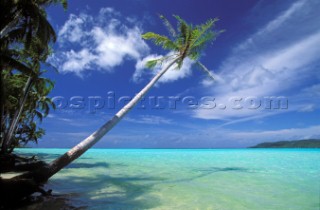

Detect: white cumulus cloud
[50, 8, 149, 76]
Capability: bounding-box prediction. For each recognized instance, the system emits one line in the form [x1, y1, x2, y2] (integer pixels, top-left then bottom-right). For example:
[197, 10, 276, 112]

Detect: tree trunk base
[0, 153, 52, 208]
[0, 177, 52, 208]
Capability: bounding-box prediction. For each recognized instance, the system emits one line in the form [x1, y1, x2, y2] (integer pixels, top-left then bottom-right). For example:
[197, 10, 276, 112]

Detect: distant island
[250, 139, 320, 148]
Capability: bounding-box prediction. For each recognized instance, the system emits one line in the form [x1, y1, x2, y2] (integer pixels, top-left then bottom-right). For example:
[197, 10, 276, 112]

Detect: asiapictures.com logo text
[51, 91, 289, 113]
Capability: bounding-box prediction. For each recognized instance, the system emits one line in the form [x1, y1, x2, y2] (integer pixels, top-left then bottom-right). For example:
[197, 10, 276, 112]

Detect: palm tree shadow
[162, 166, 251, 184]
[48, 173, 165, 209]
[16, 161, 251, 210]
[65, 162, 110, 169]
[48, 166, 250, 209]
[197, 166, 250, 173]
[16, 152, 94, 161]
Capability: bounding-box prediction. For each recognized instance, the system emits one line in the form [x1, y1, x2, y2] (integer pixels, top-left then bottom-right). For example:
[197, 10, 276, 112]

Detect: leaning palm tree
[26, 15, 223, 182]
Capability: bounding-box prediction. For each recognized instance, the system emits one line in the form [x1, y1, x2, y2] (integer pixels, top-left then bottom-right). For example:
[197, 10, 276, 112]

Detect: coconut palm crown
[142, 15, 224, 78]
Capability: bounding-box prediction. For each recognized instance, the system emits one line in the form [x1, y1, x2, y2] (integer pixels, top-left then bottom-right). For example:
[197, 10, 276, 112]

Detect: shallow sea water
[16, 148, 320, 210]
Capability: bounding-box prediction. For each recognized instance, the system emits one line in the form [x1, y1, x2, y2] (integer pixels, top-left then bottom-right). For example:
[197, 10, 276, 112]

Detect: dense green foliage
[0, 0, 67, 153]
[250, 139, 320, 148]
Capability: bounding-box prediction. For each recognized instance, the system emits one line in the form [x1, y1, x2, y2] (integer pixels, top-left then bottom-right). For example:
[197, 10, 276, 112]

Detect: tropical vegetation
[0, 0, 67, 155]
[250, 139, 320, 148]
[1, 1, 67, 206]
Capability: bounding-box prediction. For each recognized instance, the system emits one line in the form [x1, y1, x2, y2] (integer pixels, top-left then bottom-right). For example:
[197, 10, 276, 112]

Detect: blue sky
[37, 0, 320, 148]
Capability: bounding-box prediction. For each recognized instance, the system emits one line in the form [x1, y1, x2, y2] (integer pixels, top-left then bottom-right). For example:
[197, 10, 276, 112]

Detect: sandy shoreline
[2, 194, 82, 210]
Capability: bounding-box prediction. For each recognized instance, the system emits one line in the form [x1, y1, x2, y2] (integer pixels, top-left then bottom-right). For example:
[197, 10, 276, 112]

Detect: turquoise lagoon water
[16, 149, 320, 210]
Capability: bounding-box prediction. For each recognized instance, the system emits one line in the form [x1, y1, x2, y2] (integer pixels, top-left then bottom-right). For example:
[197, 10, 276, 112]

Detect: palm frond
[38, 0, 68, 10]
[196, 61, 215, 80]
[189, 18, 217, 48]
[193, 31, 214, 48]
[1, 28, 25, 44]
[142, 32, 178, 50]
[144, 54, 178, 69]
[159, 14, 177, 37]
[34, 109, 43, 122]
[34, 5, 57, 44]
[0, 54, 36, 76]
[188, 32, 214, 60]
[174, 15, 191, 46]
[145, 59, 159, 69]
[21, 2, 56, 47]
[188, 51, 200, 61]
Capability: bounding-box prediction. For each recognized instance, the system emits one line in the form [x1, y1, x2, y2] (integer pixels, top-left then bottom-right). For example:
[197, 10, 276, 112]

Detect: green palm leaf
[142, 32, 178, 50]
[159, 14, 177, 37]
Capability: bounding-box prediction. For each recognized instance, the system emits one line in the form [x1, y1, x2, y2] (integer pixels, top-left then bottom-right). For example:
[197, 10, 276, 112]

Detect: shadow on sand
[14, 160, 165, 210]
[45, 174, 165, 210]
[11, 160, 250, 209]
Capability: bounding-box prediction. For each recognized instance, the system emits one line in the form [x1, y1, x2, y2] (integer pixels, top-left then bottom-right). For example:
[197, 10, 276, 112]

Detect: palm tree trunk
[39, 56, 181, 181]
[2, 76, 32, 153]
[0, 70, 4, 150]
